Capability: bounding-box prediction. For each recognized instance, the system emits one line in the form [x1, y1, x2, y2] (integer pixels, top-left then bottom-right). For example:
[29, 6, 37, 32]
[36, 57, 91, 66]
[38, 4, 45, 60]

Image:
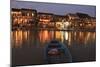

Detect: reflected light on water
[11, 30, 96, 48]
[12, 30, 29, 48]
[55, 31, 64, 42]
[23, 31, 28, 40]
[39, 30, 51, 44]
[65, 32, 68, 40]
[14, 31, 22, 47]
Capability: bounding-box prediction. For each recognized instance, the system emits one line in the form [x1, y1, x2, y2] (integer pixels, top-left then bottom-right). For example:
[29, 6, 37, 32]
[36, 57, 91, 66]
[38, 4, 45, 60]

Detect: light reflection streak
[11, 30, 96, 48]
[65, 32, 68, 40]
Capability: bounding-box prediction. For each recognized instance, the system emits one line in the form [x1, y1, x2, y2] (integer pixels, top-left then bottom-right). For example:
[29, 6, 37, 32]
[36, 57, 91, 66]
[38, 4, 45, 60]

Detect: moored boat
[44, 40, 72, 64]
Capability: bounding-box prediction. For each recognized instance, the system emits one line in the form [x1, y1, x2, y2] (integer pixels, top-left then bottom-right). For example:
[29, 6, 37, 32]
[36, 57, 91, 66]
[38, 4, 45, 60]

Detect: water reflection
[12, 30, 96, 65]
[11, 30, 96, 48]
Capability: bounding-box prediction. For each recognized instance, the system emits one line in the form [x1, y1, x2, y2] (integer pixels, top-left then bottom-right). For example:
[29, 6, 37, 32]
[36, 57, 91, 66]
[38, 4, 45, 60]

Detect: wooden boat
[44, 40, 72, 64]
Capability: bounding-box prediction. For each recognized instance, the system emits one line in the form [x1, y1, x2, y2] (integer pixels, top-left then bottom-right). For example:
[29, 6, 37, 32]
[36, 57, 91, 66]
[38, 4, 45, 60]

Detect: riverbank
[12, 28, 95, 32]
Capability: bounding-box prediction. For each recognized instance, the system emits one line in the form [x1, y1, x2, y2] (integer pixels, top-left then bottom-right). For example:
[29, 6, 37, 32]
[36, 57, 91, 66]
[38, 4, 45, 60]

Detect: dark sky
[11, 1, 96, 17]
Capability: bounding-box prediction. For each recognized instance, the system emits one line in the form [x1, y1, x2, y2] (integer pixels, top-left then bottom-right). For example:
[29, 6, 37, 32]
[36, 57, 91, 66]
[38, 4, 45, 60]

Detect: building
[11, 8, 37, 29]
[37, 12, 54, 28]
[67, 13, 79, 20]
[53, 15, 70, 30]
[66, 13, 79, 30]
[76, 13, 96, 30]
[21, 8, 37, 24]
[54, 15, 67, 22]
[11, 8, 22, 26]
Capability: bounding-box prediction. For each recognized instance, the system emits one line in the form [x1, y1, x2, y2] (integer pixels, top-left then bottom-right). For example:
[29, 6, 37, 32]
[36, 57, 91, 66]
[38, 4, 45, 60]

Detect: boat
[44, 40, 72, 64]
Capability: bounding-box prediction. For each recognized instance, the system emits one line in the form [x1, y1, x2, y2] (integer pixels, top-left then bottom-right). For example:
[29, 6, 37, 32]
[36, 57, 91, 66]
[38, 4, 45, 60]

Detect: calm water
[11, 30, 96, 66]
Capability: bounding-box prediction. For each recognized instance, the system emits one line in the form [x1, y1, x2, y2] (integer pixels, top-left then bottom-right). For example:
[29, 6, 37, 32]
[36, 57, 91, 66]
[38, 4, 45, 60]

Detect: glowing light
[14, 31, 23, 48]
[65, 32, 68, 40]
[55, 31, 63, 42]
[80, 24, 82, 26]
[23, 31, 28, 40]
[68, 32, 71, 46]
[39, 30, 50, 43]
[40, 19, 50, 22]
[65, 22, 69, 26]
[32, 13, 34, 16]
[27, 13, 30, 16]
[56, 22, 63, 29]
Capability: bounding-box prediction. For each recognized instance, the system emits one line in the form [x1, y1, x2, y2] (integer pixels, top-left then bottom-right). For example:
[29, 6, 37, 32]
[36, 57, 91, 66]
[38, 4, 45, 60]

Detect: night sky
[11, 1, 96, 17]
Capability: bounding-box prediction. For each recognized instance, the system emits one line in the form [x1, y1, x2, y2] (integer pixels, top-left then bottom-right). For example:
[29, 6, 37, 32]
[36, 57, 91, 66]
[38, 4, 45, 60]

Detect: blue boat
[44, 40, 72, 64]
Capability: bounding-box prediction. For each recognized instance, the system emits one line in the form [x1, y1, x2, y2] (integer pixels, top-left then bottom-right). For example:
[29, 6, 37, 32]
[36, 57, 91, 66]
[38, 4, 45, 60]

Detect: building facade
[37, 12, 54, 28]
[11, 8, 37, 29]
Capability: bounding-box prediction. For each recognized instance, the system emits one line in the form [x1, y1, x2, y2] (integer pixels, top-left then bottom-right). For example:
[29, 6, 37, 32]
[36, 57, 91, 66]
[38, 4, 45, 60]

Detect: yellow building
[11, 8, 37, 29]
